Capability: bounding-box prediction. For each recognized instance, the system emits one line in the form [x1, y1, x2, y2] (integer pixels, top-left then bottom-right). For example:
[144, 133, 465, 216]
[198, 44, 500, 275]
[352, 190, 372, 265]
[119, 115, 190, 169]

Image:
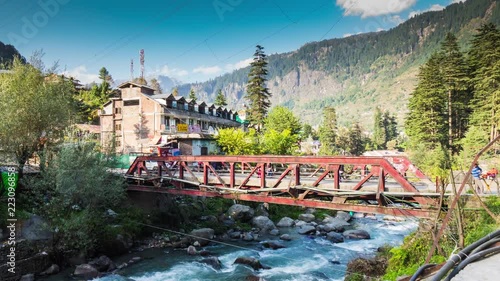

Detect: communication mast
[130, 59, 134, 81]
[140, 49, 145, 80]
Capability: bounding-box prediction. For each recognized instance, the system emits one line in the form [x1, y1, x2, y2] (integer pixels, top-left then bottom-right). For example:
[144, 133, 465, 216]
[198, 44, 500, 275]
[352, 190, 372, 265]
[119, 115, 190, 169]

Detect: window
[194, 105, 199, 112]
[114, 107, 121, 114]
[172, 101, 177, 108]
[124, 99, 139, 106]
[184, 103, 188, 111]
[115, 124, 121, 131]
[115, 140, 121, 147]
[165, 116, 170, 127]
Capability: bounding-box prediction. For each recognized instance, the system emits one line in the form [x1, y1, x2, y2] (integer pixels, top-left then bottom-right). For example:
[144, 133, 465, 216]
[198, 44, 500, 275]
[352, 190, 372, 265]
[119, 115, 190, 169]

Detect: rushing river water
[85, 215, 418, 281]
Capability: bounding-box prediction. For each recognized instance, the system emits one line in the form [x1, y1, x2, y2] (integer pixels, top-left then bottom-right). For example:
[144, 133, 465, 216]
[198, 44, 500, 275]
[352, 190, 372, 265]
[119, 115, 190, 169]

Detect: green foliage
[267, 204, 303, 222]
[214, 89, 227, 106]
[21, 141, 128, 256]
[0, 41, 25, 67]
[188, 88, 197, 102]
[264, 106, 301, 136]
[262, 129, 298, 155]
[246, 45, 271, 131]
[216, 128, 259, 155]
[150, 78, 162, 94]
[407, 142, 451, 181]
[318, 106, 337, 155]
[0, 58, 76, 170]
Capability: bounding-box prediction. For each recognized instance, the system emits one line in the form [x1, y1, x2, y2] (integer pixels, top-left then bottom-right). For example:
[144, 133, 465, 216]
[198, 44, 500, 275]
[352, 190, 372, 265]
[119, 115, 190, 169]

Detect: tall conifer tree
[245, 45, 271, 132]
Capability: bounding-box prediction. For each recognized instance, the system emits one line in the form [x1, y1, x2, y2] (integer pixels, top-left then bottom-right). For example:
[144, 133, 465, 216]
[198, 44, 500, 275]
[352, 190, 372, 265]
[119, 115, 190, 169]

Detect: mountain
[0, 42, 25, 67]
[175, 0, 500, 129]
[155, 75, 182, 92]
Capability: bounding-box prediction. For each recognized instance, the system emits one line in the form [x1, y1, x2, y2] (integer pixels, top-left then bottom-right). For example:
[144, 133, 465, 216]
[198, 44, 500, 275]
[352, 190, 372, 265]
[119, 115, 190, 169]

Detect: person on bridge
[471, 163, 484, 194]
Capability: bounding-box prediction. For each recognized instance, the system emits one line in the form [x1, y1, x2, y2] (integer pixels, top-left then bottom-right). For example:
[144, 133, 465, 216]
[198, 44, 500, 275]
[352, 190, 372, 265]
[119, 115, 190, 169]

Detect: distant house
[99, 81, 240, 155]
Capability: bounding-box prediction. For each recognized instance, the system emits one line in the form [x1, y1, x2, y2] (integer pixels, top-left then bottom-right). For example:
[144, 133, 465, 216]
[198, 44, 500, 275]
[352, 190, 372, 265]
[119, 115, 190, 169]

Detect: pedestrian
[471, 162, 484, 194]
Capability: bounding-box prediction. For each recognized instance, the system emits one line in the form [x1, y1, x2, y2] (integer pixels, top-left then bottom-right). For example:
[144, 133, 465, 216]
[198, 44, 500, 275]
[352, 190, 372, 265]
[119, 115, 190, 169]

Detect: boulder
[297, 225, 316, 235]
[294, 220, 307, 227]
[234, 257, 270, 270]
[276, 217, 295, 227]
[20, 274, 35, 281]
[261, 240, 286, 250]
[322, 216, 350, 227]
[227, 204, 255, 222]
[41, 264, 60, 276]
[323, 222, 346, 233]
[243, 232, 254, 241]
[74, 264, 99, 279]
[352, 213, 365, 219]
[305, 208, 316, 214]
[343, 229, 371, 240]
[89, 255, 116, 272]
[187, 245, 197, 255]
[298, 213, 315, 222]
[252, 216, 277, 234]
[269, 229, 280, 236]
[279, 234, 292, 241]
[228, 230, 242, 239]
[193, 241, 201, 247]
[255, 204, 269, 217]
[190, 228, 215, 246]
[326, 231, 344, 243]
[335, 211, 352, 222]
[201, 256, 223, 270]
[383, 215, 406, 222]
[21, 214, 52, 240]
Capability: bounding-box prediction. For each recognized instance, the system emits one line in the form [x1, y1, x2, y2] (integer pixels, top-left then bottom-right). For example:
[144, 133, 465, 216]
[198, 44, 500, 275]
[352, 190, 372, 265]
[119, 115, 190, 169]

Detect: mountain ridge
[172, 0, 500, 128]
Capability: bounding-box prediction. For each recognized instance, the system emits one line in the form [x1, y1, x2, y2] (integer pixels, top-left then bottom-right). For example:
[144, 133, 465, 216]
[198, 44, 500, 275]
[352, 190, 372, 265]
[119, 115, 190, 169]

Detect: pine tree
[347, 123, 365, 156]
[405, 53, 448, 147]
[172, 87, 179, 97]
[188, 88, 197, 102]
[468, 23, 500, 142]
[372, 107, 386, 149]
[214, 89, 227, 107]
[440, 33, 470, 153]
[245, 45, 271, 131]
[150, 78, 162, 94]
[318, 106, 337, 155]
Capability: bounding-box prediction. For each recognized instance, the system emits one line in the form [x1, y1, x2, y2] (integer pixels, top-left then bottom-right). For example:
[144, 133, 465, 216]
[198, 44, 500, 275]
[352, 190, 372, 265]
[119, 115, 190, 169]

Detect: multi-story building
[99, 81, 241, 155]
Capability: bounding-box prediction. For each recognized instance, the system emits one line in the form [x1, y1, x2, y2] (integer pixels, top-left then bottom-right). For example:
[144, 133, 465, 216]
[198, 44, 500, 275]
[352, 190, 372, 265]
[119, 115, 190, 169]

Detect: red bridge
[125, 155, 441, 219]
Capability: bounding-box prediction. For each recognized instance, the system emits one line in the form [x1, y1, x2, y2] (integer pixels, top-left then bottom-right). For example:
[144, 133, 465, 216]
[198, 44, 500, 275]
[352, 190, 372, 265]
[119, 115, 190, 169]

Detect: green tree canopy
[262, 129, 298, 155]
[264, 106, 301, 136]
[214, 89, 227, 107]
[216, 128, 259, 155]
[188, 88, 197, 102]
[0, 58, 75, 172]
[318, 106, 337, 155]
[245, 45, 271, 131]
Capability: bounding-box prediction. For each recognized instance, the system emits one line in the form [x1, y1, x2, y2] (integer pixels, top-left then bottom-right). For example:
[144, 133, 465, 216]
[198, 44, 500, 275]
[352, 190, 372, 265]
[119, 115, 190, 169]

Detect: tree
[150, 78, 162, 94]
[188, 88, 197, 102]
[440, 32, 470, 154]
[0, 58, 75, 175]
[172, 87, 179, 97]
[372, 107, 386, 149]
[245, 45, 271, 131]
[264, 106, 301, 136]
[262, 129, 298, 155]
[216, 128, 259, 155]
[301, 123, 313, 140]
[214, 89, 227, 107]
[133, 76, 147, 85]
[78, 67, 114, 123]
[467, 23, 500, 143]
[405, 53, 448, 148]
[318, 106, 337, 155]
[23, 141, 128, 256]
[347, 123, 366, 156]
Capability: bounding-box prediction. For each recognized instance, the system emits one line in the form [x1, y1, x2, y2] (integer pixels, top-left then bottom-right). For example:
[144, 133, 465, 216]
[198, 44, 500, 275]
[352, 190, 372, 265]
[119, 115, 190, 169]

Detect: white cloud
[336, 0, 416, 18]
[408, 4, 445, 18]
[150, 65, 188, 77]
[192, 65, 222, 75]
[387, 15, 404, 24]
[225, 57, 253, 71]
[451, 0, 465, 3]
[61, 65, 99, 85]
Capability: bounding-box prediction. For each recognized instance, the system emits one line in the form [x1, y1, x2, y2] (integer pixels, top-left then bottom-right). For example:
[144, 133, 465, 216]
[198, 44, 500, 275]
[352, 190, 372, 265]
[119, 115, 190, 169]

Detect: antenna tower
[130, 59, 134, 81]
[140, 49, 145, 80]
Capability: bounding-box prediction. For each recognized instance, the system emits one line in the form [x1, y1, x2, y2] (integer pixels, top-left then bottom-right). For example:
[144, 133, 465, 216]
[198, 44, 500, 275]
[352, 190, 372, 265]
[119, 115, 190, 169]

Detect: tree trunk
[448, 90, 453, 154]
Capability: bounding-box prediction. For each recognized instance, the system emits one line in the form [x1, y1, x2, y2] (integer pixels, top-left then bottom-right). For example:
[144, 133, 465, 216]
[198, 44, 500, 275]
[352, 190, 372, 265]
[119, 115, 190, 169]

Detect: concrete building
[99, 81, 240, 155]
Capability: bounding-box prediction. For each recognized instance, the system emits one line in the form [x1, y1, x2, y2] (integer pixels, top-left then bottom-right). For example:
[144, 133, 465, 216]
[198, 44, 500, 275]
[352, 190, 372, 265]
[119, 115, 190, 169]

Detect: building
[99, 81, 240, 155]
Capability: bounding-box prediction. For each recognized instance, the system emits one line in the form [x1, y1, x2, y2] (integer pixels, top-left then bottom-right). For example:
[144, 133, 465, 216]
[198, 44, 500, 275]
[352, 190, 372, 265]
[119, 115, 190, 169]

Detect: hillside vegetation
[176, 0, 500, 128]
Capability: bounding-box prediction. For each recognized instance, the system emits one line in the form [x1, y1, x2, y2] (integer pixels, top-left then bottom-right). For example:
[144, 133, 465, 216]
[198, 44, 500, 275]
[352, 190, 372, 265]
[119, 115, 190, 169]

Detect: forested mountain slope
[177, 0, 500, 128]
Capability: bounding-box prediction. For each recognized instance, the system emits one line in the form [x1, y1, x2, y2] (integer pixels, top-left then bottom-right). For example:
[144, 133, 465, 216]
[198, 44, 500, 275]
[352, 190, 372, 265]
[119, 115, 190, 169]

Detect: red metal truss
[125, 155, 439, 218]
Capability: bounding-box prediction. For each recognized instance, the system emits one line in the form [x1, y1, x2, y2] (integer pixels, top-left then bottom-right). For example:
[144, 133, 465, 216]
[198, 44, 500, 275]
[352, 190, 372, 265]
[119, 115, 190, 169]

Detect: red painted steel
[125, 155, 439, 218]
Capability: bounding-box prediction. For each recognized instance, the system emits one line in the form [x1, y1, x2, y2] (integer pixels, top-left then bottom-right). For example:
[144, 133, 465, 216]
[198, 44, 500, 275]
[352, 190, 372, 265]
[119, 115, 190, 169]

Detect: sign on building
[177, 124, 188, 133]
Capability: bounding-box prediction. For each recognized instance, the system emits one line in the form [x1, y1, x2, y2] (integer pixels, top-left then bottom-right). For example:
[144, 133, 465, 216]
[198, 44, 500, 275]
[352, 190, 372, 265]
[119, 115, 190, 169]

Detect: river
[54, 215, 416, 281]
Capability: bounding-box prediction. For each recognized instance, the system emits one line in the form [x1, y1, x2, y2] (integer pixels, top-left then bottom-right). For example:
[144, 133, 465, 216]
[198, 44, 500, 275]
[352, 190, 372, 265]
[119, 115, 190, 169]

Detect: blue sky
[0, 0, 463, 85]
